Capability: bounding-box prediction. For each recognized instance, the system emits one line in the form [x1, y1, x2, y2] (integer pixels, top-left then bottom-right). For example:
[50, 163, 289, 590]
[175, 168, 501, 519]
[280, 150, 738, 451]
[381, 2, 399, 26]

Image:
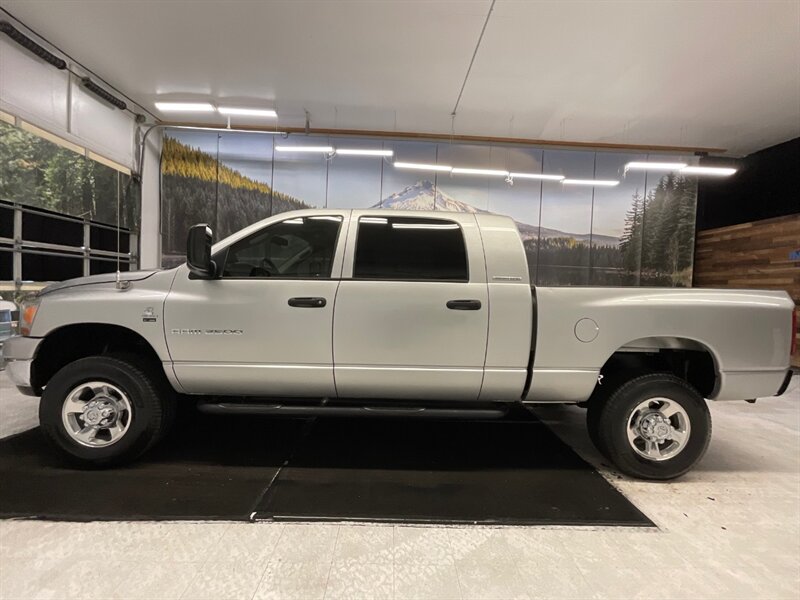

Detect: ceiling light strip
[625, 161, 687, 171]
[680, 166, 737, 176]
[394, 162, 453, 172]
[155, 102, 215, 112]
[562, 179, 620, 186]
[218, 107, 277, 117]
[275, 145, 334, 153]
[451, 167, 509, 176]
[509, 172, 564, 181]
[336, 148, 394, 157]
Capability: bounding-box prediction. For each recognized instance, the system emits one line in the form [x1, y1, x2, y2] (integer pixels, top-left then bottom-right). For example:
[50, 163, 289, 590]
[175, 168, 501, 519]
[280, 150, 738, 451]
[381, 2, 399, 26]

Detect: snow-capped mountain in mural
[375, 180, 619, 247]
[378, 180, 483, 213]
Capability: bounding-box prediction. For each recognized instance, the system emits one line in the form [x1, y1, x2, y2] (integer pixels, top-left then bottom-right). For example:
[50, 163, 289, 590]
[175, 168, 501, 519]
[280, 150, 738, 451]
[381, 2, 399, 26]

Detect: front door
[165, 213, 347, 397]
[333, 213, 489, 400]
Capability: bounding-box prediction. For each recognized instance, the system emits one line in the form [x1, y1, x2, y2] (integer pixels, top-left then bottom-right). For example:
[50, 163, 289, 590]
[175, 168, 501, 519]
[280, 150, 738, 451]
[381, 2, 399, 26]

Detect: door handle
[446, 299, 482, 310]
[288, 297, 327, 308]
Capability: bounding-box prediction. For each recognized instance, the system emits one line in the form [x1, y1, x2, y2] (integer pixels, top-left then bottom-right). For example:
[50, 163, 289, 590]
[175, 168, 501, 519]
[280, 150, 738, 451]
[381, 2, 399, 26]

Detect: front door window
[221, 215, 342, 278]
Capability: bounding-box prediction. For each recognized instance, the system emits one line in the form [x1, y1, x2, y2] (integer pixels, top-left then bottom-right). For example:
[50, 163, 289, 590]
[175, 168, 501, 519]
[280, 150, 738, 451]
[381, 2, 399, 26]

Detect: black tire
[108, 352, 177, 444]
[596, 373, 711, 480]
[39, 355, 168, 467]
[586, 394, 607, 459]
[585, 370, 636, 459]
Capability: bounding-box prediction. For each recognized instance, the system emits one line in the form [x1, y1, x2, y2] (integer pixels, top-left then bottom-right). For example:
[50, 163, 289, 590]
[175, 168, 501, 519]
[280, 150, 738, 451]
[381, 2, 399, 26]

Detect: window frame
[351, 215, 470, 283]
[215, 215, 345, 281]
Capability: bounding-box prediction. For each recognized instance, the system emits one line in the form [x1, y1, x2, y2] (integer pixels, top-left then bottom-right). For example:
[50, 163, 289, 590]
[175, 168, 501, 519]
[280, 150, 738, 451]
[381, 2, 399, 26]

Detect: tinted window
[222, 216, 342, 278]
[354, 217, 468, 281]
[22, 253, 83, 281]
[0, 205, 12, 239]
[0, 248, 11, 280]
[22, 211, 83, 246]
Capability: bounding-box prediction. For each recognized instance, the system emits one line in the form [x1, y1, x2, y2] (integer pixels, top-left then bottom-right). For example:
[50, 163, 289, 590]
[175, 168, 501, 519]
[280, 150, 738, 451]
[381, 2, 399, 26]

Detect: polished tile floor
[0, 372, 797, 599]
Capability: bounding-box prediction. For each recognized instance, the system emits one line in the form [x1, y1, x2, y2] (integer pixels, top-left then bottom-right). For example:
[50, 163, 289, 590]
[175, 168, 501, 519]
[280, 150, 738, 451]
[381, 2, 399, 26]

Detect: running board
[196, 402, 510, 420]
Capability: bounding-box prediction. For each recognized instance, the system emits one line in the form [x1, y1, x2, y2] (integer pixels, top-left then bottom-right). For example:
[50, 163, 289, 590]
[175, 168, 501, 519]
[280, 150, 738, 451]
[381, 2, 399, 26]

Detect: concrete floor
[0, 371, 797, 600]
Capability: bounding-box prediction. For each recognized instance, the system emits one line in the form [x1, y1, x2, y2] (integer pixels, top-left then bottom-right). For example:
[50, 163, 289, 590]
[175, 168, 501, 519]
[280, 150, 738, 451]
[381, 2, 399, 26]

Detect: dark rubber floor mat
[0, 409, 652, 526]
[255, 413, 653, 526]
[0, 414, 306, 521]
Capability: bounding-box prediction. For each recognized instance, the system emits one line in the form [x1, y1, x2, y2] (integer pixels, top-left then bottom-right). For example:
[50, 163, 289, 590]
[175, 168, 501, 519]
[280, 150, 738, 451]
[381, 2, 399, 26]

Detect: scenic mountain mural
[160, 136, 312, 265]
[160, 130, 697, 286]
[376, 180, 619, 247]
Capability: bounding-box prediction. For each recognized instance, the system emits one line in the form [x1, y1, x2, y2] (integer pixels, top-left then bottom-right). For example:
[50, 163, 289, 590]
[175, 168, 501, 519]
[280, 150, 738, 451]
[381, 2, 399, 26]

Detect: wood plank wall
[693, 213, 800, 368]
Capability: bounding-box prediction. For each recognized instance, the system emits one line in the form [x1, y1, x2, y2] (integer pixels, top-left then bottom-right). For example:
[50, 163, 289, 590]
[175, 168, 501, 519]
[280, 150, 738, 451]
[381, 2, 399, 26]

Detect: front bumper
[1, 335, 42, 396]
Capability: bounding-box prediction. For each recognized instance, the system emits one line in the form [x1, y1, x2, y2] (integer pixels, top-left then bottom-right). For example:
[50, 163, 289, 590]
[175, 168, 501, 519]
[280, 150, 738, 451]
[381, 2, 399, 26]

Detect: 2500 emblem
[171, 329, 243, 335]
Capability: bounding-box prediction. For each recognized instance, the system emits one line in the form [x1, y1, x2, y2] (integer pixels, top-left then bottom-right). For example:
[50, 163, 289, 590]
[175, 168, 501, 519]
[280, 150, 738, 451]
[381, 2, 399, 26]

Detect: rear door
[333, 212, 489, 400]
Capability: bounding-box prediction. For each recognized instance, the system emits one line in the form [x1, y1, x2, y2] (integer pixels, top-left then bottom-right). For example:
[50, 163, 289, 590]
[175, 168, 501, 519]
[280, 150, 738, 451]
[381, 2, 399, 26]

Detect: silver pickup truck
[2, 209, 795, 479]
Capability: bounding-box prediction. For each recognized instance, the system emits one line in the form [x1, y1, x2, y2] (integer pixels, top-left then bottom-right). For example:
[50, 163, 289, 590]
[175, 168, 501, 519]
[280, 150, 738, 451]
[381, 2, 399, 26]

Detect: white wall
[138, 128, 162, 269]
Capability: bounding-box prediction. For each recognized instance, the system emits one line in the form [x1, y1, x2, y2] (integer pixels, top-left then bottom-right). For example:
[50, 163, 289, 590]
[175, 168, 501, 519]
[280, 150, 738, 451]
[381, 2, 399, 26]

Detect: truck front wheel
[39, 355, 169, 467]
[595, 373, 711, 480]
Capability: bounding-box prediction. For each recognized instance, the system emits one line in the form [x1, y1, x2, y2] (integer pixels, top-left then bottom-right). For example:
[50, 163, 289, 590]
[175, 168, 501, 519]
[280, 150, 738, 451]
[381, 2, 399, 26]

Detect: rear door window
[354, 216, 468, 281]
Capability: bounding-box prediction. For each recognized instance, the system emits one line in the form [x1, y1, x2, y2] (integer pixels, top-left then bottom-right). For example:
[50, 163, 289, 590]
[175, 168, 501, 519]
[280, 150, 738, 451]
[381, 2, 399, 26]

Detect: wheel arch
[594, 336, 720, 400]
[32, 323, 171, 393]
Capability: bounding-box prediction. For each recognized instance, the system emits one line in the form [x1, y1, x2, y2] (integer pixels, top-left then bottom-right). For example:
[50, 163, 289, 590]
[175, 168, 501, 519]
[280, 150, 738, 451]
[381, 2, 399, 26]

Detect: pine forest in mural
[161, 131, 698, 287]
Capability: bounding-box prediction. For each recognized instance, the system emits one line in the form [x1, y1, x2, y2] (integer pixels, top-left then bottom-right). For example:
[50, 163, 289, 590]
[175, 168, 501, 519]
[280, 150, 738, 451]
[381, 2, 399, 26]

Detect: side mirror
[187, 224, 216, 279]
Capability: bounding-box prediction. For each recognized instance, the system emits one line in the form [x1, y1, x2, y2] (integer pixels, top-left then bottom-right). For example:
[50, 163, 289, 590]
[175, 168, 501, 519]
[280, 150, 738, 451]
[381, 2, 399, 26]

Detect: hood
[38, 270, 160, 296]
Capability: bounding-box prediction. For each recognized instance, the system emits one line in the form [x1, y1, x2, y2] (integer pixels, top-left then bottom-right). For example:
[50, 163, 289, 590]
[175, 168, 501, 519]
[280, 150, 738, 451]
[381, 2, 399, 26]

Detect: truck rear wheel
[595, 373, 711, 480]
[585, 370, 637, 460]
[586, 395, 608, 459]
[39, 355, 169, 467]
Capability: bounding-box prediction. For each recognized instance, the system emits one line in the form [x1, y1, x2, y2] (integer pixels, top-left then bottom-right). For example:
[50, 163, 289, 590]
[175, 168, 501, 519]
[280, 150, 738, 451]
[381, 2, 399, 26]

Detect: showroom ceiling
[1, 0, 798, 156]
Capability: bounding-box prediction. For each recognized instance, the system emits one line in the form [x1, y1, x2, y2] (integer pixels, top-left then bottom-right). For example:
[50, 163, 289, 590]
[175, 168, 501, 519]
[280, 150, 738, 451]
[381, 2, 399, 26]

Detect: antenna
[114, 173, 133, 290]
[115, 168, 121, 288]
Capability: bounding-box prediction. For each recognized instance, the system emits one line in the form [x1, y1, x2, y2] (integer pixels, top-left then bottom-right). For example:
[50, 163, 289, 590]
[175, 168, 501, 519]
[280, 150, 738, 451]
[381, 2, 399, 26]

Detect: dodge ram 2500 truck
[2, 209, 795, 479]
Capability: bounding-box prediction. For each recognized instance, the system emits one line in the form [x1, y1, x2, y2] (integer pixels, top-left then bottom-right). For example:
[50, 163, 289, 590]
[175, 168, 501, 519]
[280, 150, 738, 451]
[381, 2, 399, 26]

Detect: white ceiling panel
[1, 0, 798, 155]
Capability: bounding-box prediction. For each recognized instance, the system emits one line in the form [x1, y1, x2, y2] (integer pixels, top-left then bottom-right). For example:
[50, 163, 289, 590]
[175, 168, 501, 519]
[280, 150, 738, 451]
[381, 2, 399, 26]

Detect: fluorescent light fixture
[361, 217, 388, 224]
[392, 223, 459, 230]
[217, 106, 277, 117]
[275, 145, 334, 153]
[680, 165, 737, 176]
[451, 167, 509, 177]
[625, 161, 687, 171]
[154, 102, 215, 112]
[394, 162, 452, 172]
[509, 172, 565, 181]
[562, 179, 620, 187]
[335, 148, 394, 157]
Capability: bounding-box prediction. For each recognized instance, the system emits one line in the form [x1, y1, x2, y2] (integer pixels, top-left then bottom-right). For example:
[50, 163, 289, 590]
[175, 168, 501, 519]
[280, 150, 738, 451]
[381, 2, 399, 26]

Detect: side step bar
[196, 402, 510, 420]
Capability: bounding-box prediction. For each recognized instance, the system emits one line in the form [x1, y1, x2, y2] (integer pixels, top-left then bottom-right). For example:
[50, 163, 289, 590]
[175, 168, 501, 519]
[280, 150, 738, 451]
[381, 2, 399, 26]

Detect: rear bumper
[713, 368, 794, 401]
[1, 336, 42, 396]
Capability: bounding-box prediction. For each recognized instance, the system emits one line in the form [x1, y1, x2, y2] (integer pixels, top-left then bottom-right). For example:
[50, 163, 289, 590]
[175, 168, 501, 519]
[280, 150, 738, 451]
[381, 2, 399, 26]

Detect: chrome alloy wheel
[61, 381, 133, 448]
[626, 397, 690, 461]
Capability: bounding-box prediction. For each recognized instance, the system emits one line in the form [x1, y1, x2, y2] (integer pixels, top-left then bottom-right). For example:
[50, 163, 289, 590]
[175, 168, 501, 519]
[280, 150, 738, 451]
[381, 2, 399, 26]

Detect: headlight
[20, 301, 39, 336]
